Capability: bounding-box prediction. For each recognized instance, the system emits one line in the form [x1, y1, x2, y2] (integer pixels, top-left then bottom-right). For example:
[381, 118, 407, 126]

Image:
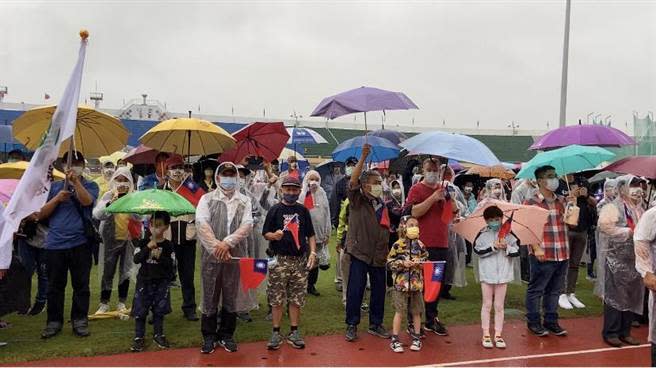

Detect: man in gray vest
[196, 162, 253, 354]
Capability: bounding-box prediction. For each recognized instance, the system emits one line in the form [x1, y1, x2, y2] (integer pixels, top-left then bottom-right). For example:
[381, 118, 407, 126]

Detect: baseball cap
[281, 176, 301, 188]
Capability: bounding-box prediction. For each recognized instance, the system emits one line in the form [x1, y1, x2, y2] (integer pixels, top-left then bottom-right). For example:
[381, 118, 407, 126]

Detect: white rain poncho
[443, 166, 468, 287]
[196, 163, 254, 315]
[633, 206, 656, 343]
[298, 170, 332, 268]
[510, 179, 537, 205]
[595, 175, 644, 314]
[92, 167, 138, 294]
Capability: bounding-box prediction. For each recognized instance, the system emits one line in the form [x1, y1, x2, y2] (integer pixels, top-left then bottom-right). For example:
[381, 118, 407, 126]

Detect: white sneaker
[558, 294, 573, 310]
[95, 303, 110, 315]
[117, 302, 129, 314]
[567, 294, 586, 308]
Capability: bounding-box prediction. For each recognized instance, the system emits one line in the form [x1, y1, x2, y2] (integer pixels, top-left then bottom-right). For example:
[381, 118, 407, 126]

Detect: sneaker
[558, 294, 573, 310]
[604, 337, 622, 347]
[544, 322, 567, 336]
[390, 337, 404, 353]
[406, 324, 426, 339]
[494, 336, 506, 349]
[307, 286, 320, 296]
[236, 312, 253, 322]
[620, 336, 640, 345]
[567, 294, 585, 309]
[28, 301, 46, 316]
[335, 282, 343, 292]
[153, 334, 170, 349]
[184, 311, 199, 321]
[424, 319, 448, 336]
[131, 337, 145, 352]
[217, 337, 238, 352]
[95, 303, 110, 315]
[345, 324, 358, 342]
[287, 330, 305, 349]
[482, 335, 493, 349]
[40, 322, 62, 339]
[410, 338, 422, 352]
[368, 324, 390, 339]
[117, 302, 129, 314]
[527, 323, 549, 337]
[267, 331, 283, 350]
[200, 337, 215, 354]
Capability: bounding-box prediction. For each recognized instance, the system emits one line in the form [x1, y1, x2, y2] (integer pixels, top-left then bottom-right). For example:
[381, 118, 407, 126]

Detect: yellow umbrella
[12, 105, 129, 158]
[466, 164, 516, 180]
[139, 117, 236, 156]
[0, 161, 65, 180]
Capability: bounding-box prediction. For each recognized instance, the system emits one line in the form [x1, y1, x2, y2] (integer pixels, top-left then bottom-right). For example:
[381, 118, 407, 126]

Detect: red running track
[12, 317, 650, 367]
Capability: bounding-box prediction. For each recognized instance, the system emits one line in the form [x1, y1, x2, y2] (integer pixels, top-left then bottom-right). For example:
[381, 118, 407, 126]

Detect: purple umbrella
[310, 86, 418, 130]
[366, 129, 408, 146]
[530, 124, 635, 150]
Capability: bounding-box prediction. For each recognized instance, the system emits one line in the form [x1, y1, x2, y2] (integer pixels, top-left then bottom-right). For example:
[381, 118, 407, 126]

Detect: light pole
[0, 86, 7, 103]
[507, 121, 520, 136]
[290, 110, 303, 128]
[559, 0, 572, 128]
[586, 112, 594, 124]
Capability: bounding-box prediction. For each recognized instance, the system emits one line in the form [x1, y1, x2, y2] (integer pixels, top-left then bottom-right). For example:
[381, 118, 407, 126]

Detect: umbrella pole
[64, 139, 74, 189]
[187, 130, 191, 164]
[364, 111, 368, 132]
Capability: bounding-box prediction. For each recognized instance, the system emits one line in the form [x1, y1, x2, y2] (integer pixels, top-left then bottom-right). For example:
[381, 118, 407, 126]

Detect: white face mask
[204, 169, 214, 177]
[392, 188, 402, 197]
[368, 184, 383, 198]
[239, 178, 247, 188]
[424, 171, 439, 185]
[116, 182, 131, 193]
[464, 186, 473, 193]
[345, 166, 354, 176]
[629, 187, 643, 200]
[103, 168, 115, 178]
[492, 188, 503, 198]
[308, 179, 319, 190]
[168, 169, 184, 181]
[545, 178, 560, 192]
[71, 166, 84, 177]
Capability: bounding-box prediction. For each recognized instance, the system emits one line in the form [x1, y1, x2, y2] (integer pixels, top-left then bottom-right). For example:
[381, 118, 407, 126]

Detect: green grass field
[0, 236, 602, 364]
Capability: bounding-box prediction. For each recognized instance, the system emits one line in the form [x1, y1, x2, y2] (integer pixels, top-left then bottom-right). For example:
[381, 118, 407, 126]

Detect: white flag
[0, 38, 87, 269]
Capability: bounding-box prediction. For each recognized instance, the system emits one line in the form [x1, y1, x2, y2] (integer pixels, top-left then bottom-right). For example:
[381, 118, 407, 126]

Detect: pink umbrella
[452, 199, 549, 245]
[603, 156, 656, 179]
[0, 179, 19, 206]
[123, 145, 160, 166]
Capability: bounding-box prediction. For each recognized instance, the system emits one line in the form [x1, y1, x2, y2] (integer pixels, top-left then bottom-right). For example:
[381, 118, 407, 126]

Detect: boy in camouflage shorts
[262, 176, 317, 350]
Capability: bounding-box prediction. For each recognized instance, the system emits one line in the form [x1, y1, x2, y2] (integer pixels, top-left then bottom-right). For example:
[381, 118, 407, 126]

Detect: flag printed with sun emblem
[423, 261, 446, 303]
[238, 258, 268, 291]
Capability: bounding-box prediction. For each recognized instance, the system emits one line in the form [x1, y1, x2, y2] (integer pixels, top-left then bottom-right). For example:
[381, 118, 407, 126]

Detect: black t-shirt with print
[262, 202, 315, 256]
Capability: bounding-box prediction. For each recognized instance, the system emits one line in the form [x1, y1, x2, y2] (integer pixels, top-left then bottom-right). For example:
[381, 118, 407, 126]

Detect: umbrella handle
[64, 140, 74, 189]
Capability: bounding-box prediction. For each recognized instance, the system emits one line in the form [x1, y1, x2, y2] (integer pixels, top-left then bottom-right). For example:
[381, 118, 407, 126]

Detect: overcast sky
[0, 0, 654, 132]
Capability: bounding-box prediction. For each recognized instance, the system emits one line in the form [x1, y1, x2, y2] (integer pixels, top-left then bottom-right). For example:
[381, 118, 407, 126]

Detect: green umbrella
[516, 145, 616, 179]
[105, 189, 196, 216]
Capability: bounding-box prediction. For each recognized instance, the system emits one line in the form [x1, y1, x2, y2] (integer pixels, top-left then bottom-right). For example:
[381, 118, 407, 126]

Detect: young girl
[474, 205, 519, 349]
[387, 216, 428, 353]
[131, 211, 175, 352]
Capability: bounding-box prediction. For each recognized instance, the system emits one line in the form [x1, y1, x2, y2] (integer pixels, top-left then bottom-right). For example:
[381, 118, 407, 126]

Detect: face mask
[116, 182, 131, 193]
[629, 187, 643, 200]
[239, 178, 246, 187]
[368, 184, 383, 198]
[283, 193, 299, 203]
[151, 226, 167, 237]
[406, 226, 420, 239]
[488, 220, 501, 231]
[168, 169, 184, 180]
[309, 180, 319, 190]
[492, 188, 503, 198]
[204, 169, 214, 177]
[345, 166, 354, 176]
[219, 176, 237, 191]
[392, 189, 402, 198]
[103, 167, 115, 176]
[605, 189, 617, 200]
[71, 166, 84, 176]
[545, 178, 560, 192]
[424, 171, 439, 185]
[464, 186, 473, 193]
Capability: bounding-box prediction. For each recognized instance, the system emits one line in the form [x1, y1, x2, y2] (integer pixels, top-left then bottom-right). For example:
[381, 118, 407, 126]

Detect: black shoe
[604, 337, 622, 347]
[406, 324, 426, 339]
[441, 293, 456, 301]
[131, 337, 145, 352]
[424, 319, 448, 336]
[368, 324, 391, 339]
[217, 337, 238, 352]
[345, 325, 358, 342]
[41, 322, 62, 339]
[307, 286, 320, 296]
[200, 337, 215, 354]
[335, 283, 343, 292]
[236, 312, 253, 322]
[28, 301, 46, 316]
[620, 336, 640, 345]
[72, 319, 90, 337]
[184, 311, 199, 321]
[153, 334, 170, 349]
[527, 323, 549, 337]
[543, 323, 567, 336]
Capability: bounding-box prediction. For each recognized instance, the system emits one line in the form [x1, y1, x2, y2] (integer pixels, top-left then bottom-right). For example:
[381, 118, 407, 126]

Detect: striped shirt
[524, 194, 570, 262]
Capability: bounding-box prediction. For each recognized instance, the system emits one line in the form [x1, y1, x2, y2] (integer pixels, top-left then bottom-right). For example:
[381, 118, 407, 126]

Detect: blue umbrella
[332, 136, 399, 163]
[286, 127, 328, 145]
[366, 129, 408, 146]
[399, 131, 500, 166]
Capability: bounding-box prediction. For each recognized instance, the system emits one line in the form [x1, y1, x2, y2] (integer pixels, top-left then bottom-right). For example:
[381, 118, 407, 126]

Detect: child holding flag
[386, 216, 428, 353]
[473, 205, 519, 349]
[262, 176, 317, 350]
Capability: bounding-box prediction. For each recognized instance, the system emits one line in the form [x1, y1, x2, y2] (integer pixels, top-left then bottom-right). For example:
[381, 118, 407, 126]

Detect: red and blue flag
[498, 211, 514, 240]
[239, 258, 268, 291]
[283, 214, 301, 250]
[423, 261, 446, 303]
[177, 177, 205, 207]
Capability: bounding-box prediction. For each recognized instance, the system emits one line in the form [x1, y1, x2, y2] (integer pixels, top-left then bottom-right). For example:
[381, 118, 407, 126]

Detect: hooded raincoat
[298, 170, 331, 268]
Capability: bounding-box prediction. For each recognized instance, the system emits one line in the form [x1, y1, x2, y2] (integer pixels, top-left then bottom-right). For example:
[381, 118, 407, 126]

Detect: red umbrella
[219, 122, 289, 163]
[603, 156, 656, 179]
[123, 144, 160, 165]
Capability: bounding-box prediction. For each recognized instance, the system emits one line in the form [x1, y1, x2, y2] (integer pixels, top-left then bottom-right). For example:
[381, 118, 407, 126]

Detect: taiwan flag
[498, 211, 514, 241]
[304, 191, 314, 210]
[423, 261, 446, 303]
[239, 258, 268, 291]
[440, 186, 454, 225]
[284, 214, 301, 250]
[177, 177, 205, 207]
[375, 202, 391, 230]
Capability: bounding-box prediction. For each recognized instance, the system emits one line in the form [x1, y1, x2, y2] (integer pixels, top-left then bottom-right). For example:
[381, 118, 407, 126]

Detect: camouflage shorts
[392, 290, 423, 315]
[267, 255, 309, 307]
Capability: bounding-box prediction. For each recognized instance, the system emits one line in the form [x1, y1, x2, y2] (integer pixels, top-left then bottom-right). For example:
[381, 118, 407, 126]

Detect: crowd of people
[1, 144, 656, 364]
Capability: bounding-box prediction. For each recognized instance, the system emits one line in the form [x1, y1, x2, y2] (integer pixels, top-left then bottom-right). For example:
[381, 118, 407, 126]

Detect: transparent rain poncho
[633, 207, 656, 343]
[298, 170, 332, 268]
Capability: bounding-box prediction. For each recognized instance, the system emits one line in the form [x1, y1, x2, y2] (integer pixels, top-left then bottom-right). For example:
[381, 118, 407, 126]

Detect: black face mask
[283, 193, 299, 203]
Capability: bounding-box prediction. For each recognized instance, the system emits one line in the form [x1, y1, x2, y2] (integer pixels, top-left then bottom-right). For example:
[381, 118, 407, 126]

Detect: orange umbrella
[466, 164, 515, 179]
[452, 199, 549, 245]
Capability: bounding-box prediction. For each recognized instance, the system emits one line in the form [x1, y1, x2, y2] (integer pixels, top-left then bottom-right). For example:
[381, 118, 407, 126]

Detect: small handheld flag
[498, 211, 514, 240]
[625, 205, 636, 231]
[423, 261, 446, 303]
[440, 186, 454, 224]
[176, 176, 205, 207]
[283, 213, 301, 250]
[304, 191, 315, 210]
[238, 258, 268, 291]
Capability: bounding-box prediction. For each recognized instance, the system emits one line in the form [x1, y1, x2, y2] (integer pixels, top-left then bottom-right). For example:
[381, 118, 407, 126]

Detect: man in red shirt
[406, 158, 457, 336]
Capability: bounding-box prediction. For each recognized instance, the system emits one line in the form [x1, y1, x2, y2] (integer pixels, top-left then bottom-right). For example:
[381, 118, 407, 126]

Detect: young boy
[387, 216, 428, 353]
[262, 176, 317, 350]
[474, 205, 519, 349]
[131, 211, 175, 352]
